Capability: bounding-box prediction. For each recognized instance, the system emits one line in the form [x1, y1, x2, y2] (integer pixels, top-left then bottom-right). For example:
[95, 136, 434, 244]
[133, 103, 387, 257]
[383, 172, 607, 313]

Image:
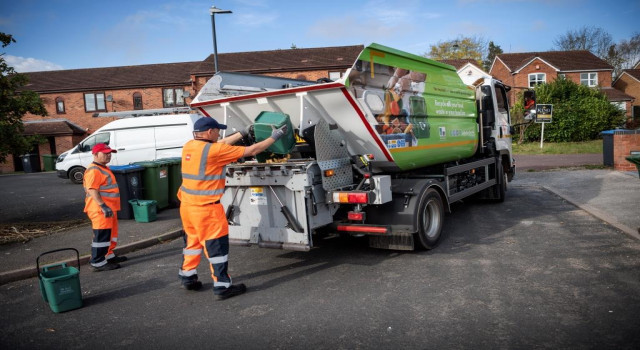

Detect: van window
[77, 133, 111, 153]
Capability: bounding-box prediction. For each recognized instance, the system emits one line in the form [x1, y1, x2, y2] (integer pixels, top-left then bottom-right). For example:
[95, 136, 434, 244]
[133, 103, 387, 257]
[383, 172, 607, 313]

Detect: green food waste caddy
[253, 111, 295, 155]
[37, 248, 82, 313]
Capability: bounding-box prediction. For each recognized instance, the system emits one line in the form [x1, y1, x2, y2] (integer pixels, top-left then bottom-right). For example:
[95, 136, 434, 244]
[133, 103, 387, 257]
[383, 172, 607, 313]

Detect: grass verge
[513, 140, 602, 155]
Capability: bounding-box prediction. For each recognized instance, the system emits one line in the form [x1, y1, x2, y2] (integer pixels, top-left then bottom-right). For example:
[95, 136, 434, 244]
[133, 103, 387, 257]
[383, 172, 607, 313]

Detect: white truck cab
[56, 113, 203, 183]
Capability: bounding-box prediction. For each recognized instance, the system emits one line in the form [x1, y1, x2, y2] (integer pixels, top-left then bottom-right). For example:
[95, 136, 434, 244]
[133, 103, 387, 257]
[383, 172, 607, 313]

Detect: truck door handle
[117, 148, 125, 151]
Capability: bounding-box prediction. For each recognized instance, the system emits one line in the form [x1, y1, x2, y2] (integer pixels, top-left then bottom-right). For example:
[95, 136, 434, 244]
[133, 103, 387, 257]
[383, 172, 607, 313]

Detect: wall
[25, 86, 192, 135]
[613, 132, 640, 172]
[613, 74, 640, 107]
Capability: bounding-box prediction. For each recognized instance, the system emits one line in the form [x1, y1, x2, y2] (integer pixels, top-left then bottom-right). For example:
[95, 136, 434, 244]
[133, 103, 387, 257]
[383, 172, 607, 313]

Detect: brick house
[2, 45, 363, 173]
[612, 68, 640, 124]
[439, 59, 491, 86]
[490, 50, 634, 117]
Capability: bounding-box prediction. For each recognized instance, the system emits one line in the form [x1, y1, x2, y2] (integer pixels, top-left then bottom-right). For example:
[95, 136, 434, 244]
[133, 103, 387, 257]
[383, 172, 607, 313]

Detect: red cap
[92, 143, 117, 154]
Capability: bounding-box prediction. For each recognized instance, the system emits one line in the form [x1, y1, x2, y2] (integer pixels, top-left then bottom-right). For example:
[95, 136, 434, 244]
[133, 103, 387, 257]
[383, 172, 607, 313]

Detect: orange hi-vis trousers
[88, 210, 119, 267]
[179, 202, 232, 292]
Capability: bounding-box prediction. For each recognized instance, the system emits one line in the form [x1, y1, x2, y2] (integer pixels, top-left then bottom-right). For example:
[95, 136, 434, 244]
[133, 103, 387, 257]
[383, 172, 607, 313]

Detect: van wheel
[414, 188, 444, 250]
[69, 167, 85, 184]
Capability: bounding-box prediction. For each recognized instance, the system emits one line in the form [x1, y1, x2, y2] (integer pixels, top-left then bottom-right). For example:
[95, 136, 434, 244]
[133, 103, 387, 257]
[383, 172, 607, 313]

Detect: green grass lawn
[512, 140, 602, 155]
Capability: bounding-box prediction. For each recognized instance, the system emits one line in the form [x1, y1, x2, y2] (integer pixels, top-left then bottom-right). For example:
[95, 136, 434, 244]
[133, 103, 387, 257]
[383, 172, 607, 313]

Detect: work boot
[215, 283, 247, 300]
[181, 280, 203, 291]
[92, 262, 121, 272]
[107, 255, 128, 264]
[180, 275, 202, 291]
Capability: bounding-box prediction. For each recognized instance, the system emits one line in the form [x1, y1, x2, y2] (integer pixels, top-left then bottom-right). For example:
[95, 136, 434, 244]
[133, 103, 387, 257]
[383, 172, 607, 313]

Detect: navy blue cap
[193, 117, 227, 132]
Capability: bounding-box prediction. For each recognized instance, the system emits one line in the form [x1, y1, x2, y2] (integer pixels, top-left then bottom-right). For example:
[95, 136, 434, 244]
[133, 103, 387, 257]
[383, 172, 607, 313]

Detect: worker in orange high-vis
[178, 117, 287, 300]
[84, 143, 127, 272]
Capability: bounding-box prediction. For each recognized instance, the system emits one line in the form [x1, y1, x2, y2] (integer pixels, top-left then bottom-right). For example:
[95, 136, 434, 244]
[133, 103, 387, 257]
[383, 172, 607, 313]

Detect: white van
[56, 114, 203, 184]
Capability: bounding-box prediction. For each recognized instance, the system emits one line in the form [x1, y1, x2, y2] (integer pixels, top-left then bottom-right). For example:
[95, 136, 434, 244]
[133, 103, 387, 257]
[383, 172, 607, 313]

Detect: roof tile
[497, 50, 612, 72]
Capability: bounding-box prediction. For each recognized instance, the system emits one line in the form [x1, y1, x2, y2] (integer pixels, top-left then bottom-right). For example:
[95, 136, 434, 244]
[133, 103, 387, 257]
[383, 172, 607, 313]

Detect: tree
[617, 32, 640, 70]
[553, 26, 614, 58]
[0, 32, 48, 163]
[517, 78, 625, 143]
[483, 41, 503, 72]
[425, 36, 486, 65]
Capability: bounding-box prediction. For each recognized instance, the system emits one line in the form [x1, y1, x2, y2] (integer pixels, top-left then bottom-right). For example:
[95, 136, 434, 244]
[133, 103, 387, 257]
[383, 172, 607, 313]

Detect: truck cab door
[493, 84, 511, 141]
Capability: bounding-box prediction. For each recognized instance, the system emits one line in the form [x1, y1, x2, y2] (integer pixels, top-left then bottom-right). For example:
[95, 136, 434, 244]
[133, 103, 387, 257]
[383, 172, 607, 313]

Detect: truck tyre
[68, 167, 85, 184]
[415, 188, 444, 250]
[493, 163, 506, 202]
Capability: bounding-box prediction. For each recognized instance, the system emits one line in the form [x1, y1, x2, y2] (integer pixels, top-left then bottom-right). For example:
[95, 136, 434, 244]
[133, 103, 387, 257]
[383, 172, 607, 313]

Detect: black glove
[270, 124, 288, 141]
[100, 203, 113, 218]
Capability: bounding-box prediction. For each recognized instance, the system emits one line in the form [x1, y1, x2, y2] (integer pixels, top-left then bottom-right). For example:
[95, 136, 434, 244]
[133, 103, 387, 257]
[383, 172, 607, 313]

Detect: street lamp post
[210, 5, 232, 73]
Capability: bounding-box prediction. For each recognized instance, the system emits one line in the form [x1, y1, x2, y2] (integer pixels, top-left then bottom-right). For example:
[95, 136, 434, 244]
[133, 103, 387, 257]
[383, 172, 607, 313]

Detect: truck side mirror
[523, 90, 536, 120]
[524, 90, 536, 109]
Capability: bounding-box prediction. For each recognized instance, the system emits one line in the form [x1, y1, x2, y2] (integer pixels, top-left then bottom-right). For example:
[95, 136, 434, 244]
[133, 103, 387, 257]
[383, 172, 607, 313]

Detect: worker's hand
[270, 124, 288, 141]
[100, 203, 113, 218]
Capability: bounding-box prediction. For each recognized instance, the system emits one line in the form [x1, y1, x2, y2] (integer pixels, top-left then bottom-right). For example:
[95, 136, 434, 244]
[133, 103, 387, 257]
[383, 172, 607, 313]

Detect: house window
[633, 106, 640, 121]
[55, 97, 65, 114]
[528, 73, 546, 87]
[84, 92, 106, 112]
[580, 72, 597, 87]
[557, 73, 566, 80]
[612, 102, 626, 112]
[163, 88, 185, 107]
[329, 71, 343, 81]
[133, 92, 143, 110]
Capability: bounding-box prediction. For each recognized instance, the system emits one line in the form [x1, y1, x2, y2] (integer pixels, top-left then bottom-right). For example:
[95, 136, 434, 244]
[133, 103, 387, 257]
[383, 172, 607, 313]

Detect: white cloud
[4, 55, 63, 72]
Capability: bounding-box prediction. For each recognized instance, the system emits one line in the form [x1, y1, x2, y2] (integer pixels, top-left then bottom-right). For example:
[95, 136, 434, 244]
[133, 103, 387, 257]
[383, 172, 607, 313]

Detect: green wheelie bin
[132, 160, 169, 210]
[42, 154, 58, 172]
[158, 157, 182, 208]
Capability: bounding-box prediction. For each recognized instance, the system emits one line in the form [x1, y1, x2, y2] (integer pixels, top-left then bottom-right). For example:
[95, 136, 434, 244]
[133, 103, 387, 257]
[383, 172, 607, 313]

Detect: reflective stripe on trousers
[88, 211, 119, 266]
[179, 203, 232, 290]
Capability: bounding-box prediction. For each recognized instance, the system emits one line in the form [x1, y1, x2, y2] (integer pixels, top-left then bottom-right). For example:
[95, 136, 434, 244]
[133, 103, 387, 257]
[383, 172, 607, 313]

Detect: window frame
[133, 92, 143, 110]
[84, 92, 106, 112]
[162, 88, 185, 108]
[55, 96, 65, 114]
[528, 73, 546, 87]
[580, 72, 598, 87]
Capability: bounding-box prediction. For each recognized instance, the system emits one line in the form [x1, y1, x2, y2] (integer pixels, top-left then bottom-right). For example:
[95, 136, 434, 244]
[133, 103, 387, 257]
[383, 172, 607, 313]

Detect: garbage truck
[190, 43, 515, 251]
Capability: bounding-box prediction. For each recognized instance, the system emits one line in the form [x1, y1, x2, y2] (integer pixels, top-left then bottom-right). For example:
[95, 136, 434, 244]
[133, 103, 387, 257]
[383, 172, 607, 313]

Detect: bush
[519, 78, 626, 142]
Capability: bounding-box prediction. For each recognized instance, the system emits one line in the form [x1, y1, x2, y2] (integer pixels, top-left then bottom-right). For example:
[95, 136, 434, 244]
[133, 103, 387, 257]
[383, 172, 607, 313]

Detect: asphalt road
[1, 184, 639, 349]
[0, 153, 604, 224]
[0, 172, 86, 223]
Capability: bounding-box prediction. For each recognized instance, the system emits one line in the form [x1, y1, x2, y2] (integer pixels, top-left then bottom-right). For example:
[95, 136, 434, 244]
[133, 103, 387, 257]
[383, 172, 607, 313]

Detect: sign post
[534, 104, 553, 148]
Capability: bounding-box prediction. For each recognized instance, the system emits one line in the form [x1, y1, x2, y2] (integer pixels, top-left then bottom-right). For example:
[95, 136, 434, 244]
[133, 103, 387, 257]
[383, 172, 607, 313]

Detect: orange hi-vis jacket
[178, 139, 245, 205]
[83, 163, 121, 212]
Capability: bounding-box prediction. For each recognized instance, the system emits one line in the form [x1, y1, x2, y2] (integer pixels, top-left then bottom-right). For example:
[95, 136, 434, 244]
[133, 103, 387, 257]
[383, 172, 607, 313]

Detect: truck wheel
[69, 167, 85, 184]
[494, 164, 506, 202]
[415, 188, 444, 250]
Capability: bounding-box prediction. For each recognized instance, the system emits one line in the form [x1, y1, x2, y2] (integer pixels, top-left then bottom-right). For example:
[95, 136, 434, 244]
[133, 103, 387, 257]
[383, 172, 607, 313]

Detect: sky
[1, 0, 639, 73]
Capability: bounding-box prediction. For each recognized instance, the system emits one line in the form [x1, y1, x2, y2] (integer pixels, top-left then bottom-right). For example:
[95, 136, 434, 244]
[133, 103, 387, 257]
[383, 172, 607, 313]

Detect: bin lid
[157, 157, 181, 165]
[131, 161, 165, 168]
[110, 164, 145, 173]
